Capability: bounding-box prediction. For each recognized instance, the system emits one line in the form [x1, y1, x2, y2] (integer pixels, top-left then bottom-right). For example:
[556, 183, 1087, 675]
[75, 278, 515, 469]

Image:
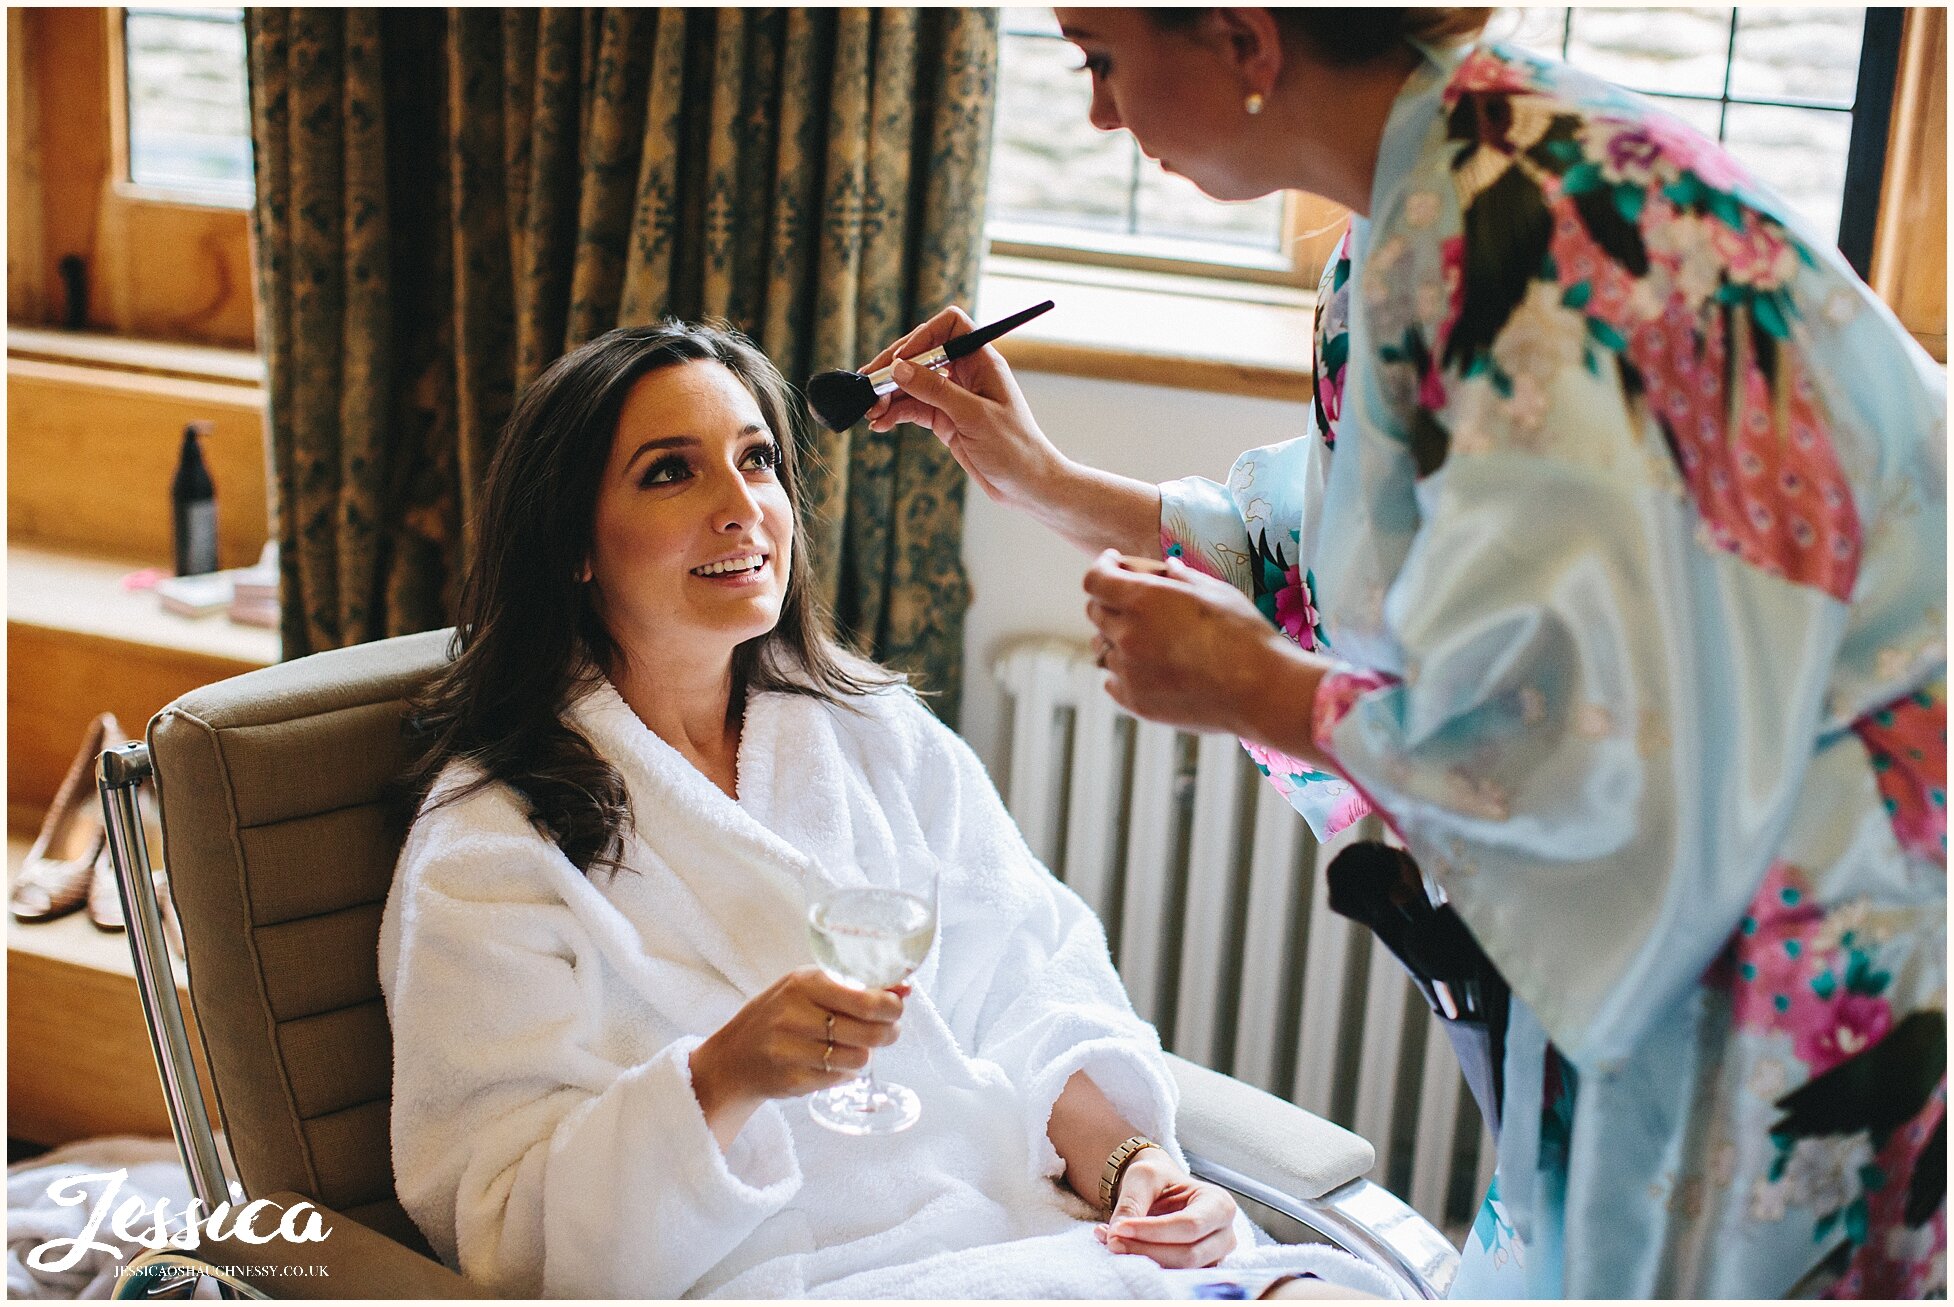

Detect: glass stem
[860, 1051, 883, 1107]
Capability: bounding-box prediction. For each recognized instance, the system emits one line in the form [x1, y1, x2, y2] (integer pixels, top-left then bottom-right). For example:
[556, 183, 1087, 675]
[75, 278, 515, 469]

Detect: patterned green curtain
[245, 8, 997, 720]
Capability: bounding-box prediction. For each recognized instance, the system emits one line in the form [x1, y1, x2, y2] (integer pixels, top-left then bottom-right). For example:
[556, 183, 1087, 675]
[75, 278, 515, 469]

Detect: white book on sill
[156, 571, 235, 618]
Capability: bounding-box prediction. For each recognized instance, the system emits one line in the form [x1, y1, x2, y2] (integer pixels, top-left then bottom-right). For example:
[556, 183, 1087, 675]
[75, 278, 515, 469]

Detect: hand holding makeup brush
[860, 306, 1162, 558]
[859, 305, 1059, 502]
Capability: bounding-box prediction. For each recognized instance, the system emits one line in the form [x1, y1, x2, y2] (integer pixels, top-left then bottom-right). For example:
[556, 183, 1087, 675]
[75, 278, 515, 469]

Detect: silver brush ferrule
[865, 343, 952, 397]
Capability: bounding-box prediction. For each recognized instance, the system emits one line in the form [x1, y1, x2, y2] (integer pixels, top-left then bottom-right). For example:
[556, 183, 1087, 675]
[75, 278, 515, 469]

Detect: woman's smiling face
[586, 360, 793, 675]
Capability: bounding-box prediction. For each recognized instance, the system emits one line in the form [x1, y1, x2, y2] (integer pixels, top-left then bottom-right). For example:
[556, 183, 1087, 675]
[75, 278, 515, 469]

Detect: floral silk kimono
[1161, 40, 1946, 1299]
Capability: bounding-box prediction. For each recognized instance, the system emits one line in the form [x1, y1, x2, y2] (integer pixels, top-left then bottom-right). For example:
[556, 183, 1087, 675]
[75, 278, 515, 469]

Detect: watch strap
[1098, 1134, 1160, 1211]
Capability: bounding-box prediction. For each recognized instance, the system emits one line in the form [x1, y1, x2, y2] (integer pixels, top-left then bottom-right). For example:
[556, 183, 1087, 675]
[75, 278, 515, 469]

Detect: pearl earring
[1244, 91, 1265, 116]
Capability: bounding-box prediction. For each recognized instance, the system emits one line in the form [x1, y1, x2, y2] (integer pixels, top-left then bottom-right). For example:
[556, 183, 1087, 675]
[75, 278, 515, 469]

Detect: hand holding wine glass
[805, 870, 940, 1134]
[688, 968, 905, 1150]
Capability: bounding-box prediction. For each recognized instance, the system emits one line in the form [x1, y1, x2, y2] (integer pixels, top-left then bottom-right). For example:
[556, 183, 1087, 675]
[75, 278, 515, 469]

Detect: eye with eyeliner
[636, 440, 781, 489]
[1071, 52, 1110, 78]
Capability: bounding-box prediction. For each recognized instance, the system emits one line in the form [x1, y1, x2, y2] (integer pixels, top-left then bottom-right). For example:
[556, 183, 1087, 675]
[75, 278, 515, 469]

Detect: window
[121, 6, 253, 204]
[10, 7, 257, 347]
[986, 7, 1901, 288]
[987, 7, 1341, 289]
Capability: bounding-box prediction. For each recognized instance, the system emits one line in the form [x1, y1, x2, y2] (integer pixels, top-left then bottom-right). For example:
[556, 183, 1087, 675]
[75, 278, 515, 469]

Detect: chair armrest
[179, 1193, 485, 1299]
[1168, 1056, 1459, 1299]
[1167, 1053, 1373, 1200]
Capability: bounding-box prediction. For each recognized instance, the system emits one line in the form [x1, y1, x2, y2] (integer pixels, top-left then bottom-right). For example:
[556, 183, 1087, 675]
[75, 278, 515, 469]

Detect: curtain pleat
[445, 12, 514, 565]
[247, 7, 996, 719]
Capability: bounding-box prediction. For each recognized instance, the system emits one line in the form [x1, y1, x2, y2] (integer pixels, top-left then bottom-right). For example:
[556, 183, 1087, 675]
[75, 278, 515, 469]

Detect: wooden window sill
[7, 325, 264, 389]
[10, 288, 1321, 410]
[8, 542, 279, 669]
[977, 255, 1315, 404]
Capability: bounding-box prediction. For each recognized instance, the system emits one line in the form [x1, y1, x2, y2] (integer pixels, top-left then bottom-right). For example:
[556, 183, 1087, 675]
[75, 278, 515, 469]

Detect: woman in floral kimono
[866, 8, 1945, 1299]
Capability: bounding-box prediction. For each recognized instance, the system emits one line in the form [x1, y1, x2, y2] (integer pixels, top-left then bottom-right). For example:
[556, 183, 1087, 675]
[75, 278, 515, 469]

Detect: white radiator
[993, 638, 1494, 1237]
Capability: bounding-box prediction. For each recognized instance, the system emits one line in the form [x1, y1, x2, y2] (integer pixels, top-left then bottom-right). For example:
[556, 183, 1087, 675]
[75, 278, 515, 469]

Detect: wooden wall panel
[24, 8, 113, 334]
[1871, 7, 1947, 361]
[7, 622, 264, 814]
[96, 200, 258, 350]
[9, 9, 47, 322]
[8, 359, 270, 568]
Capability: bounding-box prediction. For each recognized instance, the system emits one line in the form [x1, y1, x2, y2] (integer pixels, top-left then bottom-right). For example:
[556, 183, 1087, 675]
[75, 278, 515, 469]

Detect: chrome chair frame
[98, 736, 1457, 1300]
[1188, 1156, 1458, 1298]
[98, 742, 235, 1211]
[100, 740, 259, 1303]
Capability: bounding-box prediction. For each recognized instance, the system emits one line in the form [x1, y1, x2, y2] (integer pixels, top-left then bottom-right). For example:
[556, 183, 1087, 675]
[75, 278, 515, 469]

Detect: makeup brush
[805, 300, 1055, 433]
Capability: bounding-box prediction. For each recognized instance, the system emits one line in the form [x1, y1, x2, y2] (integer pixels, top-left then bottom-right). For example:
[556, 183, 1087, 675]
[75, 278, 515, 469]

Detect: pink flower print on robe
[1583, 108, 1750, 195]
[1272, 566, 1319, 651]
[1316, 361, 1346, 432]
[1712, 210, 1801, 291]
[1434, 235, 1466, 354]
[1307, 667, 1412, 840]
[1443, 47, 1535, 104]
[1715, 862, 1899, 1078]
[1541, 121, 1863, 603]
[1638, 110, 1750, 193]
[1241, 739, 1371, 839]
[1795, 990, 1896, 1070]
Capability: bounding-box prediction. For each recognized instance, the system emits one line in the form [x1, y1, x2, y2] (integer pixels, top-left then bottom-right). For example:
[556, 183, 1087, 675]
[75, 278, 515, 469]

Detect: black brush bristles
[804, 301, 1056, 433]
[806, 368, 880, 433]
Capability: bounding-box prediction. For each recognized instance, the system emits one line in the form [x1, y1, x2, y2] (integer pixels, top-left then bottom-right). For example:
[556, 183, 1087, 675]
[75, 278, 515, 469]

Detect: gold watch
[1099, 1134, 1160, 1211]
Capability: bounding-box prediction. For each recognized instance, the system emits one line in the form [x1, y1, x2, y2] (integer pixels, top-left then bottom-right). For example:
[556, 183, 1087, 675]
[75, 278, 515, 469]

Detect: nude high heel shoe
[12, 712, 123, 924]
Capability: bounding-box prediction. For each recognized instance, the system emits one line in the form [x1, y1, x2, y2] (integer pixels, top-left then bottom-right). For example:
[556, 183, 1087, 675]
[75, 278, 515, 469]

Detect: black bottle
[171, 422, 219, 576]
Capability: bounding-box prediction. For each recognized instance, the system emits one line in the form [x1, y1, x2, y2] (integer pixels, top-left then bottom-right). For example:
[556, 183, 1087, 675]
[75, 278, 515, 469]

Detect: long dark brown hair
[405, 320, 896, 876]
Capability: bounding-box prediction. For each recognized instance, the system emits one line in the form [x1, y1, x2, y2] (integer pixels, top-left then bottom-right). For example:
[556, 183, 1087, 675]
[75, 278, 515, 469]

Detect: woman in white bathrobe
[378, 322, 1385, 1300]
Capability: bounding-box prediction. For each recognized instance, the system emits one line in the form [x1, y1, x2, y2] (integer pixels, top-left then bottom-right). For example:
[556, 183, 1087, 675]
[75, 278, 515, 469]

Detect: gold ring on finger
[823, 1039, 834, 1074]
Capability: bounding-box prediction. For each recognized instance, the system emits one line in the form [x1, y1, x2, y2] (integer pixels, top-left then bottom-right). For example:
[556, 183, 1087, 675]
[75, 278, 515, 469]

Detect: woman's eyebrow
[623, 425, 769, 471]
[624, 435, 697, 471]
[1058, 23, 1095, 41]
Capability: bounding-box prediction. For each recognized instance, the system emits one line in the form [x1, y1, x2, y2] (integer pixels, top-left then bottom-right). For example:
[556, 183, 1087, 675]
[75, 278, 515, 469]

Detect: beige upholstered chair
[99, 630, 1456, 1300]
[103, 629, 471, 1299]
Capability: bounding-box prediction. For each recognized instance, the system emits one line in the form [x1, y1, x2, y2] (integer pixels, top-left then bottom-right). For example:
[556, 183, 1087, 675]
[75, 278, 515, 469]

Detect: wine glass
[805, 869, 939, 1135]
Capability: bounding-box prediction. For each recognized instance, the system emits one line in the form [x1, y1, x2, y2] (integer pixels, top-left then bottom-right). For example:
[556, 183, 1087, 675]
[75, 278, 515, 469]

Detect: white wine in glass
[806, 881, 937, 1135]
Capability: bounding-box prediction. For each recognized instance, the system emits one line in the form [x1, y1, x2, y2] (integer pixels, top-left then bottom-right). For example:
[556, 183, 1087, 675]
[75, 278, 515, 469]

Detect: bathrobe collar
[566, 673, 844, 1002]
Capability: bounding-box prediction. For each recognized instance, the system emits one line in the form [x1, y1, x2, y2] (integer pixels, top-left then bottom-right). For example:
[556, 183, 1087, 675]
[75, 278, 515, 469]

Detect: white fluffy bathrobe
[378, 677, 1370, 1299]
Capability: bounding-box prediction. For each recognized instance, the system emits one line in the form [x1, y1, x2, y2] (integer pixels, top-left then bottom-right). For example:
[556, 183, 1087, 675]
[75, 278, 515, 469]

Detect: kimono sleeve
[378, 783, 801, 1298]
[896, 697, 1183, 1190]
[1315, 207, 1864, 1067]
[1159, 430, 1371, 841]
